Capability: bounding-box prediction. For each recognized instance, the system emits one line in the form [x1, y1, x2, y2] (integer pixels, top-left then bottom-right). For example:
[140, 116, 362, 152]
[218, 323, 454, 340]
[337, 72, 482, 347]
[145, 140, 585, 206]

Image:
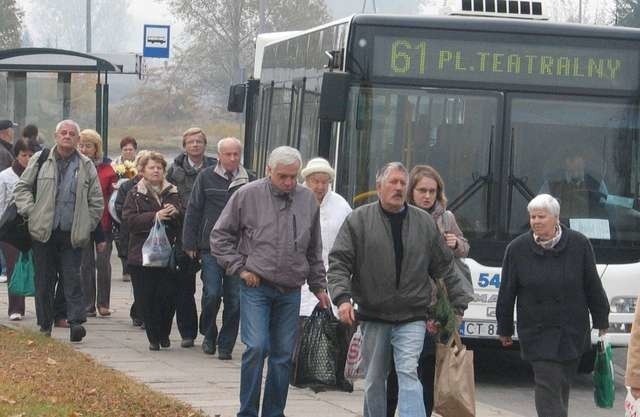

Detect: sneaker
[202, 338, 216, 355]
[122, 273, 131, 282]
[9, 313, 22, 321]
[0, 274, 7, 283]
[160, 338, 171, 348]
[218, 351, 232, 360]
[69, 325, 86, 342]
[181, 338, 194, 348]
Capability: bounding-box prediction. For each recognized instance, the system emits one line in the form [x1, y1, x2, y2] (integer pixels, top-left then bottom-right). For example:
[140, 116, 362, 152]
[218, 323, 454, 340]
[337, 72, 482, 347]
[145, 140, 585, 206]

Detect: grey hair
[55, 119, 80, 135]
[217, 137, 243, 153]
[527, 194, 560, 218]
[376, 162, 408, 185]
[267, 146, 302, 170]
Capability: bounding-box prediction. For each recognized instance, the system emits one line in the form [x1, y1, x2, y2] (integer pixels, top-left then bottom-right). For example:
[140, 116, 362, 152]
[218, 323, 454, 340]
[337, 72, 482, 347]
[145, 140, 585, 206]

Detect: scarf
[534, 224, 562, 250]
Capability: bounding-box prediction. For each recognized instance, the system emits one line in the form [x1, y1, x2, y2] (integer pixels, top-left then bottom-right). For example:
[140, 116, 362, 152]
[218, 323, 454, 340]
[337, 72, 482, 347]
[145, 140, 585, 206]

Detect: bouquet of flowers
[113, 160, 137, 179]
[427, 279, 457, 343]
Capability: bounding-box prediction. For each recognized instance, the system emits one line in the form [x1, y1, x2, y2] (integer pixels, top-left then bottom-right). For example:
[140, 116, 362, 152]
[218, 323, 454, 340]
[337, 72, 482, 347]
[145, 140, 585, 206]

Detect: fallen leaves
[46, 357, 57, 365]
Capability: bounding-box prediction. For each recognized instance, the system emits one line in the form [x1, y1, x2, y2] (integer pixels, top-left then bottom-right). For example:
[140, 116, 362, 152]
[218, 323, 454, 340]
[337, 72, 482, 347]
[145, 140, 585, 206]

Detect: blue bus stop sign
[143, 25, 170, 58]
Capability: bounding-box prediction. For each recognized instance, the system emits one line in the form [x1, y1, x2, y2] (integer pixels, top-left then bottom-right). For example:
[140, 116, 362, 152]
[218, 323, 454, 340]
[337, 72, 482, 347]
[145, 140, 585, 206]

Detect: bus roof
[350, 14, 640, 41]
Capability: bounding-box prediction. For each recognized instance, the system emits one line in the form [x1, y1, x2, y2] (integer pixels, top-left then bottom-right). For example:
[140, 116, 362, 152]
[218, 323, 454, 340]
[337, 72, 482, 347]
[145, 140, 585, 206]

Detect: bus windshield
[508, 96, 640, 245]
[339, 85, 498, 238]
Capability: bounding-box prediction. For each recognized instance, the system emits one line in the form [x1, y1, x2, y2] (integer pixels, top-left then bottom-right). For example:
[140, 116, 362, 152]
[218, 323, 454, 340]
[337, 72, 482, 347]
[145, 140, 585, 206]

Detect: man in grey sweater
[328, 162, 473, 417]
[211, 146, 331, 417]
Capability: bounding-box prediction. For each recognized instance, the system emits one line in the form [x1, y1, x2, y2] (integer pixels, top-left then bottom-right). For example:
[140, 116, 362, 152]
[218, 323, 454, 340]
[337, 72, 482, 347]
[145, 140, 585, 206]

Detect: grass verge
[0, 326, 208, 417]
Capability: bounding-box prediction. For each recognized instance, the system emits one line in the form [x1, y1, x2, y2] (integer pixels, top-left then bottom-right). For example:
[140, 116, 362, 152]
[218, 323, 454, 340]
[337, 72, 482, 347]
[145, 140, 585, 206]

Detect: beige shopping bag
[434, 331, 476, 417]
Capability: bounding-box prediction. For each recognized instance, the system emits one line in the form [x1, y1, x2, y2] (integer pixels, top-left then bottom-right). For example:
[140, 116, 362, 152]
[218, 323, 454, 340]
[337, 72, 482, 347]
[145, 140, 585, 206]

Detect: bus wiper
[448, 126, 494, 212]
[510, 175, 535, 200]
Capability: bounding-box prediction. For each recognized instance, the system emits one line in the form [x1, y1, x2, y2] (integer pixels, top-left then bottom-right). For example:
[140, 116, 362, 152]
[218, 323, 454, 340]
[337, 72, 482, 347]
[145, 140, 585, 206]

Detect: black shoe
[86, 309, 97, 317]
[218, 351, 232, 360]
[69, 325, 86, 342]
[132, 318, 143, 327]
[181, 338, 194, 348]
[160, 338, 171, 348]
[202, 339, 216, 355]
[149, 342, 160, 351]
[39, 327, 52, 337]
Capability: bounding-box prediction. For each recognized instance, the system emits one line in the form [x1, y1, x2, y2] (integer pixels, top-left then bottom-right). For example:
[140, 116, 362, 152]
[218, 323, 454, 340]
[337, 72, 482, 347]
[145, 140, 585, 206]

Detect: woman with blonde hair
[78, 129, 117, 317]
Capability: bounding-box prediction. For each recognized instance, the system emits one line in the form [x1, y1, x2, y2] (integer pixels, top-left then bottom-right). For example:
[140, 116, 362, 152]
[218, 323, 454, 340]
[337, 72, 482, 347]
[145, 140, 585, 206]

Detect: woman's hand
[444, 233, 458, 249]
[156, 206, 173, 221]
[499, 335, 513, 347]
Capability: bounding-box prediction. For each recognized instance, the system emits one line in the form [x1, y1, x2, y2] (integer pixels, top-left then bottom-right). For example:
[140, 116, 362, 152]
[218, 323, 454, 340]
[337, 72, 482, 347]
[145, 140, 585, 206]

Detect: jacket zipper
[293, 214, 297, 251]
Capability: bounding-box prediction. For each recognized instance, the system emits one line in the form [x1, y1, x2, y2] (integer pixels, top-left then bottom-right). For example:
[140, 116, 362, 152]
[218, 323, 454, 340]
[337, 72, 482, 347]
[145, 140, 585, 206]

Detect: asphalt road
[472, 344, 627, 417]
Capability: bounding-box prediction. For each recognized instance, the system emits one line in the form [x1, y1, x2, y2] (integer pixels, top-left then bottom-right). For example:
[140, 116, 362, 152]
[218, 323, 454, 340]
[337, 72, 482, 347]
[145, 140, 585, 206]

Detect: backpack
[0, 148, 50, 251]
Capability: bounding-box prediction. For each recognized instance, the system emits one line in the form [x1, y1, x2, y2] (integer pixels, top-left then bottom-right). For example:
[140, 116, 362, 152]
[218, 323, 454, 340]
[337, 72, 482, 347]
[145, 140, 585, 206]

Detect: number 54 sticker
[477, 273, 501, 288]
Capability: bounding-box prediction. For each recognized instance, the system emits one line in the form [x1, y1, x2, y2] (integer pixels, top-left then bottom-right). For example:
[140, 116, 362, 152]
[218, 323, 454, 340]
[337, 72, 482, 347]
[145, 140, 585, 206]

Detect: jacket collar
[173, 152, 216, 175]
[135, 178, 178, 197]
[528, 224, 570, 256]
[229, 165, 250, 189]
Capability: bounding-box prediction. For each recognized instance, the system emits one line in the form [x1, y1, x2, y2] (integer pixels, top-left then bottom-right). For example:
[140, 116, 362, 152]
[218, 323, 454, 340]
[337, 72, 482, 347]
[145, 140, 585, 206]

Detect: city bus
[228, 10, 640, 361]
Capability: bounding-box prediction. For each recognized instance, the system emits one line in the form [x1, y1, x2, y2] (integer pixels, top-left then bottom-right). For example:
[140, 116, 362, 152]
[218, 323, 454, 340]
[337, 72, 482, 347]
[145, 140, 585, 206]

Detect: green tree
[615, 0, 640, 27]
[166, 0, 331, 103]
[0, 0, 23, 49]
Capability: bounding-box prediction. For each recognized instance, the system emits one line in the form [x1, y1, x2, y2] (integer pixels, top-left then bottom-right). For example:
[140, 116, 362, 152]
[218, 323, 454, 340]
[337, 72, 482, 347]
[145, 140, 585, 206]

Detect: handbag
[141, 217, 172, 267]
[8, 250, 35, 297]
[168, 246, 201, 274]
[434, 331, 476, 417]
[593, 336, 615, 408]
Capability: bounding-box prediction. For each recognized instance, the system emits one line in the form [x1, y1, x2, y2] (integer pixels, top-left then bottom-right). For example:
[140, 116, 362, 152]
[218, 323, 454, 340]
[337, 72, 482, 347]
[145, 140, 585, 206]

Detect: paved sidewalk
[0, 256, 525, 417]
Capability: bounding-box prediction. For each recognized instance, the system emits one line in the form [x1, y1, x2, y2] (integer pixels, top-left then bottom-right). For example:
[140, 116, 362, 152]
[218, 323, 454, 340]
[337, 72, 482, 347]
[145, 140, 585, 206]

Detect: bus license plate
[459, 321, 498, 338]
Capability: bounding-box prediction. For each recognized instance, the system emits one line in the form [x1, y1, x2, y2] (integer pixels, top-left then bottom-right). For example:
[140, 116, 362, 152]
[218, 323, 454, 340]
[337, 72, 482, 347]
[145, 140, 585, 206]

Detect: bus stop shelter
[0, 47, 141, 151]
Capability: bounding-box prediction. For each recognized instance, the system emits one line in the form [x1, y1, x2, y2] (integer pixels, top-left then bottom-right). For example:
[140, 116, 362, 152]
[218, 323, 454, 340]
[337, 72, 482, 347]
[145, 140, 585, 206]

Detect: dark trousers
[129, 270, 143, 322]
[387, 335, 436, 417]
[32, 230, 85, 329]
[530, 359, 579, 417]
[175, 270, 198, 340]
[1, 242, 24, 316]
[81, 234, 113, 311]
[129, 265, 176, 344]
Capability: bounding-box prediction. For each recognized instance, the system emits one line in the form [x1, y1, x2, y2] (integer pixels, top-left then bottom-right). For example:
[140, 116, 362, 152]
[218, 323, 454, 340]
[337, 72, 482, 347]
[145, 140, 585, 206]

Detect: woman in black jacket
[496, 193, 610, 417]
[122, 151, 182, 351]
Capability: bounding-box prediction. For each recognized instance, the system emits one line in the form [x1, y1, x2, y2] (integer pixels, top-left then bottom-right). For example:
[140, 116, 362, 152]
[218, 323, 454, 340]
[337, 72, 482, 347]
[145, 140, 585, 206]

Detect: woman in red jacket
[78, 129, 117, 317]
[122, 151, 182, 350]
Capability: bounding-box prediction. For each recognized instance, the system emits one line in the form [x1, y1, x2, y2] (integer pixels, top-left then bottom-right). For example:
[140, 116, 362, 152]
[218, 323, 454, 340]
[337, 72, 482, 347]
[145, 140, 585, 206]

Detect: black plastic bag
[290, 306, 353, 392]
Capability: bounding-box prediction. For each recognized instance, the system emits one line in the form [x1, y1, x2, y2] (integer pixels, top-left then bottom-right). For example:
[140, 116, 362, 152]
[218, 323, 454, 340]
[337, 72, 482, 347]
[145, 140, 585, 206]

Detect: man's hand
[314, 290, 331, 309]
[185, 250, 198, 259]
[598, 328, 608, 337]
[499, 335, 513, 347]
[338, 302, 356, 327]
[96, 242, 107, 253]
[239, 270, 261, 287]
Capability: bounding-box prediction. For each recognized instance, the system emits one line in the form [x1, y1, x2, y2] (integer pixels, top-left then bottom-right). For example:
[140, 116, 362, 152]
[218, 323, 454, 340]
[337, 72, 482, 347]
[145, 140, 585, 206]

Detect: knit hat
[301, 157, 335, 180]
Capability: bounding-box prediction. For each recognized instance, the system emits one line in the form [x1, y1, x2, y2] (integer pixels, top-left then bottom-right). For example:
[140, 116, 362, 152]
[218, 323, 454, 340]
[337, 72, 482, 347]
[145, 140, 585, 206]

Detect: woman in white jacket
[299, 158, 352, 316]
[0, 138, 36, 320]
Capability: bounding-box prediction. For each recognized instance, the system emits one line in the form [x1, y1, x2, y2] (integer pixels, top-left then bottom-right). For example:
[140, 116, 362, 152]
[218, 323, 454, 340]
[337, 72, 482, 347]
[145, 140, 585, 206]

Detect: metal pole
[259, 0, 266, 34]
[86, 0, 92, 53]
[578, 0, 582, 23]
[372, 0, 377, 13]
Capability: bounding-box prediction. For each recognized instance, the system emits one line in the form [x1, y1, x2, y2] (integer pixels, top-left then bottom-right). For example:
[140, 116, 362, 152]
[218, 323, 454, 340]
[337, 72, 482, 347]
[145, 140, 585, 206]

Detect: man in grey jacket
[211, 146, 331, 417]
[328, 162, 473, 417]
[14, 119, 103, 342]
[0, 119, 16, 170]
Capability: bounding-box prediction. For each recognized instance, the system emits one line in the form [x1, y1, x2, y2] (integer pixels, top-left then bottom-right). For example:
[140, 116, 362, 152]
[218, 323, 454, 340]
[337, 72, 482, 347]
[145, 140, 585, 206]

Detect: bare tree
[0, 0, 23, 49]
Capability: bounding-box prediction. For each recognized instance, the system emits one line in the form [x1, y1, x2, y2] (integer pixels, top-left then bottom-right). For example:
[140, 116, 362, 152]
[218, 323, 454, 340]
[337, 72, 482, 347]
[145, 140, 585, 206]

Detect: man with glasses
[14, 119, 103, 341]
[166, 127, 217, 348]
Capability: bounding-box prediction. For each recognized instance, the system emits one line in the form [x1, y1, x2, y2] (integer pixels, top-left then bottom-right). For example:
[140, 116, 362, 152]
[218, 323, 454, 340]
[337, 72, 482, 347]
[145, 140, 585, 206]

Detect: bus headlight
[610, 296, 636, 313]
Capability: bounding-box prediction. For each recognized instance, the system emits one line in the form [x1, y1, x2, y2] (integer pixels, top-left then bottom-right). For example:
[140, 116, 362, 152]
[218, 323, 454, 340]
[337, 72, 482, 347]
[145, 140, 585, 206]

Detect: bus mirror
[319, 72, 351, 122]
[227, 84, 246, 113]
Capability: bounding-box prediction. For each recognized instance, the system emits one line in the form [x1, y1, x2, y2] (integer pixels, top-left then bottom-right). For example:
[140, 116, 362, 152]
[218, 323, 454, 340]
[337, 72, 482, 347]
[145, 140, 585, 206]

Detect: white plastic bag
[344, 325, 364, 380]
[141, 217, 171, 267]
[626, 388, 640, 417]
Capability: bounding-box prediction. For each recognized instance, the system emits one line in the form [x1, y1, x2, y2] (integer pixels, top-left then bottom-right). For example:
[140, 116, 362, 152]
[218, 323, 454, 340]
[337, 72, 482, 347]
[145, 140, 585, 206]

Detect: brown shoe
[54, 319, 69, 328]
[98, 307, 111, 317]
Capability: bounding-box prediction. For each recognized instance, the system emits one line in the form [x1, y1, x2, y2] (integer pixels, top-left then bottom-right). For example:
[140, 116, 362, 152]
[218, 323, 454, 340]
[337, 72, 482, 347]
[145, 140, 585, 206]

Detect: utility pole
[86, 0, 92, 53]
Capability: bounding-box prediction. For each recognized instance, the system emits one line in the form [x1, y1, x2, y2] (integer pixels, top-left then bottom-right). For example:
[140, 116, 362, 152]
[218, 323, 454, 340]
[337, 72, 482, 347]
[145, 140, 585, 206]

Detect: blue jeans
[199, 252, 241, 353]
[361, 320, 426, 417]
[238, 282, 301, 417]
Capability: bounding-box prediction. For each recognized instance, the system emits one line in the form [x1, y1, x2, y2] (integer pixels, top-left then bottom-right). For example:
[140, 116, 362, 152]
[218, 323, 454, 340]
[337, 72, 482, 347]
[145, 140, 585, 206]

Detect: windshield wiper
[448, 126, 494, 212]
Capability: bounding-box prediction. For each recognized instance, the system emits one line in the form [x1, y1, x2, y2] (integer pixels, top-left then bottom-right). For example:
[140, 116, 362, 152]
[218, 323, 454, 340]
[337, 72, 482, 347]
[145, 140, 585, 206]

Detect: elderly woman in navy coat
[496, 193, 610, 417]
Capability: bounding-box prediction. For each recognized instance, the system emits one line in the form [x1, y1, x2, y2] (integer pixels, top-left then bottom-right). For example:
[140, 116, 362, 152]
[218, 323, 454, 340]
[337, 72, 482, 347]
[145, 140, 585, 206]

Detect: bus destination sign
[373, 36, 639, 91]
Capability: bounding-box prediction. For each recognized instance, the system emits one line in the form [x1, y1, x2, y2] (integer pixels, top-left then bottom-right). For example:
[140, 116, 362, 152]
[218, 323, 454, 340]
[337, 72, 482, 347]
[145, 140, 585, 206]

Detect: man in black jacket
[183, 137, 254, 358]
[166, 127, 217, 348]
